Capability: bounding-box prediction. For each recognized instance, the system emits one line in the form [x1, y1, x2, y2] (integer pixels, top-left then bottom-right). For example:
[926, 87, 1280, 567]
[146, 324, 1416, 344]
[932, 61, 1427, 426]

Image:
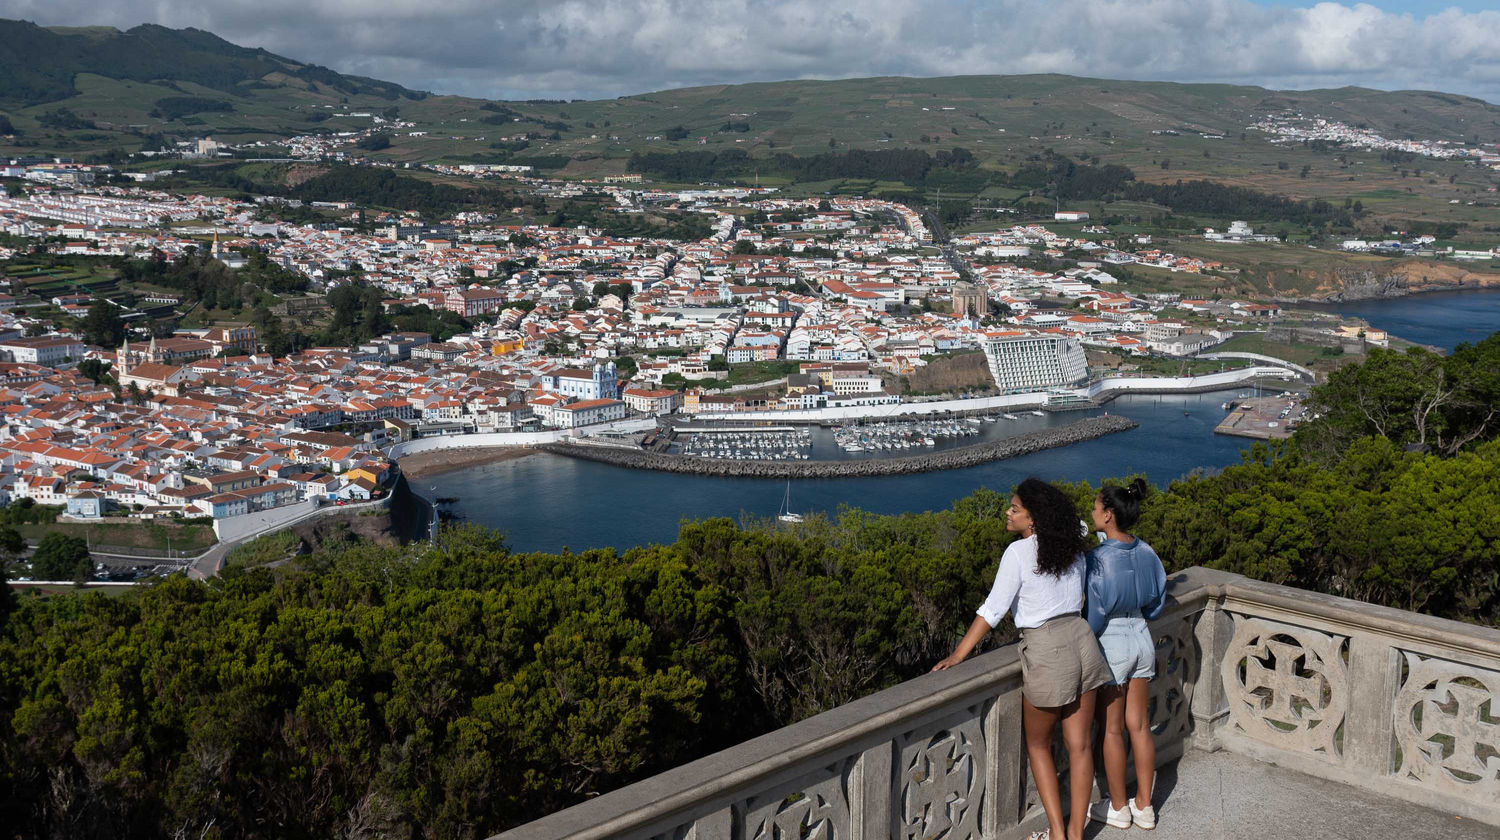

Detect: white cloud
[3, 0, 1499, 103]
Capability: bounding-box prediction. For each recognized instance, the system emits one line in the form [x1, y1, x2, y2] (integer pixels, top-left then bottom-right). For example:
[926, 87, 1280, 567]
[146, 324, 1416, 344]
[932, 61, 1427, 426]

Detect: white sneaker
[1129, 797, 1156, 830]
[1089, 799, 1132, 829]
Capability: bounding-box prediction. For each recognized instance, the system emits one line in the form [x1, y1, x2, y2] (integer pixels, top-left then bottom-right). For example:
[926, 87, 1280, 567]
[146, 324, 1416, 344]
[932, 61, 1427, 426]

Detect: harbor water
[430, 289, 1500, 553]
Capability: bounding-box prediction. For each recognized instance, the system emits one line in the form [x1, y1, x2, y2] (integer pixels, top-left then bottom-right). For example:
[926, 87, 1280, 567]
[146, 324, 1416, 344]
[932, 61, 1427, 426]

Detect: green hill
[0, 19, 419, 105]
[2, 19, 1498, 229]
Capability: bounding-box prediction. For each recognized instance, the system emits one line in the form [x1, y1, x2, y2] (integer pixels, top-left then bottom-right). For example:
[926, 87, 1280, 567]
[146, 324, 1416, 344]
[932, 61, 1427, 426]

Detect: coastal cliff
[540, 415, 1138, 478]
[1284, 262, 1500, 303]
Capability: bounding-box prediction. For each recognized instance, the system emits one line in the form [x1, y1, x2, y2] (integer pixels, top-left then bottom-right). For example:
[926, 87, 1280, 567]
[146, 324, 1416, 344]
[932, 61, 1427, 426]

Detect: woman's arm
[931, 614, 993, 671]
[933, 544, 1022, 671]
[1142, 542, 1169, 620]
[1084, 550, 1110, 635]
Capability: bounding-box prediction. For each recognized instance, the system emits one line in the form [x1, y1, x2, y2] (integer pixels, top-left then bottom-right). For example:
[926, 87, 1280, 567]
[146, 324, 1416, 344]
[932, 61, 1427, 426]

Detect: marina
[674, 428, 813, 460]
[832, 418, 981, 452]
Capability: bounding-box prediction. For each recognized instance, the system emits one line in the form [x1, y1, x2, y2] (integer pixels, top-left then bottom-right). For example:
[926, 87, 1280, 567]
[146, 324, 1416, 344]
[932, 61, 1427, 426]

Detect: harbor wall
[538, 415, 1138, 478]
[689, 367, 1298, 423]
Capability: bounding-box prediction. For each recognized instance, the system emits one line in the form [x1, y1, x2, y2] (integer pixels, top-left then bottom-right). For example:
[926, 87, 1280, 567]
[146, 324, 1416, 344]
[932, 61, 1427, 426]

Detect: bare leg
[1096, 683, 1128, 809]
[1125, 677, 1155, 806]
[1061, 689, 1097, 840]
[1023, 696, 1065, 839]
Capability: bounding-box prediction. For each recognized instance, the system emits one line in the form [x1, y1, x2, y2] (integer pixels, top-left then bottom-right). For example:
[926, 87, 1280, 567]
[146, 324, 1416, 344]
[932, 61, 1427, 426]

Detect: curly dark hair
[1016, 477, 1088, 577]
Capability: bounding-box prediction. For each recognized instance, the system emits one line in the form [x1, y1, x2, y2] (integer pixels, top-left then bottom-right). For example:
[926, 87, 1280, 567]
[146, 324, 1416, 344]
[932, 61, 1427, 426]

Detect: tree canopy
[28, 532, 90, 581]
[1296, 334, 1500, 458]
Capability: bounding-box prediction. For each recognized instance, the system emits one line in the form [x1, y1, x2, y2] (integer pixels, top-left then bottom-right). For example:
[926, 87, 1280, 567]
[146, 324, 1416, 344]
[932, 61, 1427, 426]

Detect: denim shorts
[1098, 612, 1155, 686]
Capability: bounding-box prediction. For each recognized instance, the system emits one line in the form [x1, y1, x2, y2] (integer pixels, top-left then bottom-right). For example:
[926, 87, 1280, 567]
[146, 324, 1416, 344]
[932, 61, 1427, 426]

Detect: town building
[0, 335, 86, 366]
[951, 284, 987, 318]
[980, 332, 1088, 393]
[446, 287, 506, 317]
[552, 398, 627, 428]
[622, 386, 681, 415]
[541, 362, 619, 401]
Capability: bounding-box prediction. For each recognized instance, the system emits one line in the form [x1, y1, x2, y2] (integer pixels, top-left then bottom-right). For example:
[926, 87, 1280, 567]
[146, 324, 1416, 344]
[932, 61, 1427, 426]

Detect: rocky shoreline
[1271, 265, 1500, 304]
[539, 415, 1139, 478]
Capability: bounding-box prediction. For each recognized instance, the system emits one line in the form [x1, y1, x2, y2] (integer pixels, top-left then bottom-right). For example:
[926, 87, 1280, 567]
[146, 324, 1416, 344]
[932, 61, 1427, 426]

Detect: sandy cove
[396, 446, 537, 479]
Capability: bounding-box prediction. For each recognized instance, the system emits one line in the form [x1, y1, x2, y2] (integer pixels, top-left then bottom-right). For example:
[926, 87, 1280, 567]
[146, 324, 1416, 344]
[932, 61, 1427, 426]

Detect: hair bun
[1128, 478, 1148, 500]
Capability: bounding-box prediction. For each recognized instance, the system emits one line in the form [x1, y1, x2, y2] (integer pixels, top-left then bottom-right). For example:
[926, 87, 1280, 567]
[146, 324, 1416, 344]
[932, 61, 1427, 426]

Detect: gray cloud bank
[4, 0, 1499, 104]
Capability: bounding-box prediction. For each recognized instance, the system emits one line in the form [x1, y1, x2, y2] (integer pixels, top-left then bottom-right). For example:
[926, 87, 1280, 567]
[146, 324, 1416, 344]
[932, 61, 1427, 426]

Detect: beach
[396, 446, 537, 479]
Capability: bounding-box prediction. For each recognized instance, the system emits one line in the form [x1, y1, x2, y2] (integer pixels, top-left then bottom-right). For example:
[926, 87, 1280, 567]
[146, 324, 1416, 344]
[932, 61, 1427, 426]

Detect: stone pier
[541, 414, 1139, 478]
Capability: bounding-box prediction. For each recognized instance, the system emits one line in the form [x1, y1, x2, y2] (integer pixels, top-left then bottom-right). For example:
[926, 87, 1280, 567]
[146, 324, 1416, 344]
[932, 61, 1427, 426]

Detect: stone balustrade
[492, 567, 1500, 840]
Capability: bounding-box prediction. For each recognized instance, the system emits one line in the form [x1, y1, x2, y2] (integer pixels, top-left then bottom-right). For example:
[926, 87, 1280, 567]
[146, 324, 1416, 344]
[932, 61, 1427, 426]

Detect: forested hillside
[0, 20, 420, 106]
[1, 334, 1498, 839]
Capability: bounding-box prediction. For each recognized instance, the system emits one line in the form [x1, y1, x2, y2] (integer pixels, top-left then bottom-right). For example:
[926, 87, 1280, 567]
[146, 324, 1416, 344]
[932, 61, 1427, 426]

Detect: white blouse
[975, 534, 1085, 629]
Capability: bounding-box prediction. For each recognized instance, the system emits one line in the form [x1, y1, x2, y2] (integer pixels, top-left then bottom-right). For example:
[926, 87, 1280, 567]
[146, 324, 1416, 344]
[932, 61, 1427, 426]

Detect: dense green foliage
[1006, 154, 1135, 199]
[290, 166, 521, 219]
[77, 358, 112, 385]
[549, 197, 713, 241]
[36, 108, 96, 131]
[28, 533, 90, 581]
[1003, 153, 1349, 225]
[1296, 334, 1500, 458]
[355, 133, 392, 152]
[0, 499, 61, 526]
[1122, 180, 1348, 227]
[81, 299, 125, 348]
[0, 529, 752, 838]
[150, 97, 234, 121]
[115, 248, 308, 316]
[629, 148, 1351, 226]
[1146, 437, 1500, 617]
[627, 147, 978, 186]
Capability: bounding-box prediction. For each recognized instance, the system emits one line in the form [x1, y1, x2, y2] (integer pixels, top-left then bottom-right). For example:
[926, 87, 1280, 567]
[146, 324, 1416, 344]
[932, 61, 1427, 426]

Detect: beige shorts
[1018, 614, 1113, 708]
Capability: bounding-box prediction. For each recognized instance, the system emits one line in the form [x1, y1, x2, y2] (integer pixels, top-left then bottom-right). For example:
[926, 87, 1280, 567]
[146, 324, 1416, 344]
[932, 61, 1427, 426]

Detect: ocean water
[1312, 288, 1500, 352]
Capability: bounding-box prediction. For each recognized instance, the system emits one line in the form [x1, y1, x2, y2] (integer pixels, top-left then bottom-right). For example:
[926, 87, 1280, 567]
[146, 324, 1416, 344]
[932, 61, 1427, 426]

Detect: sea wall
[539, 414, 1138, 478]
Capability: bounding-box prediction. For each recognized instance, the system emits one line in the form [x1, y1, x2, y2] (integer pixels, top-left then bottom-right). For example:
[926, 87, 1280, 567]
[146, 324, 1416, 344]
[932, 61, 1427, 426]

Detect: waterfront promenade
[690, 367, 1300, 423]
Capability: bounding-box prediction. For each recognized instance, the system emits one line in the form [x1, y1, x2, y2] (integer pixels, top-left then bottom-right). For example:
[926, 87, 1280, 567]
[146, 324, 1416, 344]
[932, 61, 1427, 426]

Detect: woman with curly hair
[933, 477, 1111, 840]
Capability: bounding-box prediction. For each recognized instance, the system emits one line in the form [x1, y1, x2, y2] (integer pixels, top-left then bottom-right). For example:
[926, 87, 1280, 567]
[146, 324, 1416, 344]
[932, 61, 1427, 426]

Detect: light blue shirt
[1085, 537, 1167, 635]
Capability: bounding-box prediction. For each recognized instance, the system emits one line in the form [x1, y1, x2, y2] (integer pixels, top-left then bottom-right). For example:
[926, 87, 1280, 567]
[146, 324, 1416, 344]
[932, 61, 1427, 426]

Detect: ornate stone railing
[1211, 575, 1500, 825]
[492, 567, 1500, 840]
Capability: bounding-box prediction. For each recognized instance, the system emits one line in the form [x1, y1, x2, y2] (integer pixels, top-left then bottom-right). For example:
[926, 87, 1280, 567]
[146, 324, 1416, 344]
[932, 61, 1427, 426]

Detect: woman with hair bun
[1084, 477, 1167, 831]
[933, 477, 1112, 840]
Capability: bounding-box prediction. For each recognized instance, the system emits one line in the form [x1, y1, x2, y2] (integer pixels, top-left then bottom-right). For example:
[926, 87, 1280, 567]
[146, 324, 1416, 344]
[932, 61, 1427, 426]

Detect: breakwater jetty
[539, 414, 1138, 478]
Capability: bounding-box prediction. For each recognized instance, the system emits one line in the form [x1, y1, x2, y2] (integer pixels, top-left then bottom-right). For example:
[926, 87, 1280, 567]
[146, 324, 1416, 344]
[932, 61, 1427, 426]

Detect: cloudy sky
[4, 0, 1500, 103]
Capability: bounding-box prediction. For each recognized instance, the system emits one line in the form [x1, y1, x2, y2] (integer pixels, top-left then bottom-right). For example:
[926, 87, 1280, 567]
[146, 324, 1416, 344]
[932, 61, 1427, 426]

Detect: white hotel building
[980, 332, 1089, 393]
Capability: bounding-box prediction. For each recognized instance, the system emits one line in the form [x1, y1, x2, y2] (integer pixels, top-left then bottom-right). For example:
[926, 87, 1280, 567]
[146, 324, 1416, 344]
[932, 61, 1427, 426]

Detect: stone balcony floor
[1082, 749, 1491, 840]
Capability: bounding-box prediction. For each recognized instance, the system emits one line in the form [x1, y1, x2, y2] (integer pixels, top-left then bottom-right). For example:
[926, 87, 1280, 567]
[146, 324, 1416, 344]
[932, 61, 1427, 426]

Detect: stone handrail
[1209, 576, 1500, 825]
[491, 567, 1500, 839]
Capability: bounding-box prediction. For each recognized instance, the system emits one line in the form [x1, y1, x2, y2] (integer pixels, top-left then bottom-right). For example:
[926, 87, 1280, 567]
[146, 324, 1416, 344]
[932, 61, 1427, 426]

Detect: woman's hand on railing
[930, 652, 966, 672]
[931, 616, 993, 671]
